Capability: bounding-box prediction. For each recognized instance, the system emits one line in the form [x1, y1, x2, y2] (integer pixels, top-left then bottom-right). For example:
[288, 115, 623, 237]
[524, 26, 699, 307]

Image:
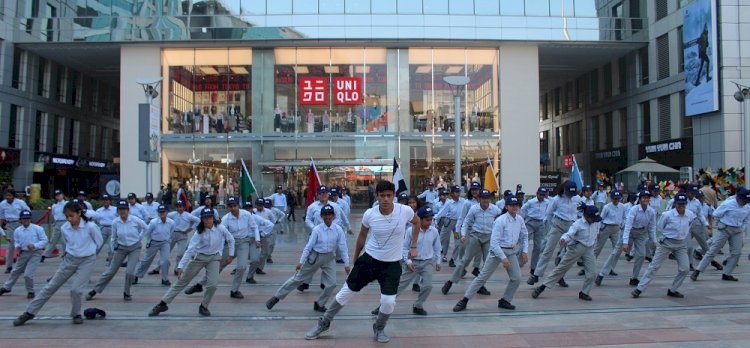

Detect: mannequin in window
[194, 107, 203, 133]
[228, 104, 237, 132]
[322, 110, 330, 132]
[334, 112, 340, 132]
[307, 109, 314, 133]
[470, 105, 478, 132]
[281, 111, 288, 132]
[346, 107, 354, 132]
[274, 105, 282, 132]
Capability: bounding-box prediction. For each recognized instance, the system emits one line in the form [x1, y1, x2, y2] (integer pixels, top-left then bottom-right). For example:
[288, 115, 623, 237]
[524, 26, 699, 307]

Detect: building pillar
[499, 44, 540, 192]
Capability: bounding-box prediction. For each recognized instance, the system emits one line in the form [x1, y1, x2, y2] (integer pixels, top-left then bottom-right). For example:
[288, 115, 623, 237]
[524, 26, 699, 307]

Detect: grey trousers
[135, 239, 171, 280]
[92, 242, 141, 295]
[275, 251, 337, 305]
[598, 230, 624, 277]
[96, 226, 113, 259]
[4, 221, 20, 268]
[450, 232, 490, 283]
[438, 219, 458, 259]
[533, 217, 574, 278]
[248, 234, 275, 277]
[42, 221, 66, 258]
[169, 231, 191, 269]
[696, 224, 744, 275]
[26, 254, 96, 317]
[636, 237, 689, 293]
[466, 248, 521, 302]
[162, 253, 221, 307]
[628, 228, 649, 279]
[199, 238, 255, 292]
[396, 259, 435, 308]
[3, 250, 42, 292]
[688, 221, 710, 266]
[595, 224, 621, 258]
[525, 218, 546, 271]
[543, 241, 596, 295]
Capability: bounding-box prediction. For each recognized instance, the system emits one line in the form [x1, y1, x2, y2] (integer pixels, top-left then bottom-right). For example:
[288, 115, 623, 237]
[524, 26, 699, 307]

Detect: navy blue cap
[398, 192, 408, 200]
[83, 308, 106, 319]
[583, 205, 602, 222]
[71, 198, 81, 205]
[503, 190, 513, 198]
[263, 199, 272, 207]
[200, 208, 214, 217]
[638, 184, 650, 192]
[243, 202, 253, 208]
[451, 185, 461, 193]
[516, 191, 525, 197]
[53, 189, 63, 196]
[417, 206, 434, 218]
[537, 187, 548, 195]
[227, 197, 239, 205]
[479, 189, 492, 198]
[19, 210, 32, 219]
[688, 184, 700, 193]
[176, 200, 185, 206]
[145, 193, 154, 199]
[127, 193, 136, 199]
[505, 196, 520, 206]
[428, 182, 434, 186]
[470, 182, 481, 190]
[564, 181, 578, 197]
[737, 187, 750, 201]
[157, 205, 167, 212]
[438, 188, 447, 195]
[78, 190, 87, 196]
[611, 190, 622, 199]
[101, 194, 111, 200]
[637, 190, 651, 198]
[276, 185, 283, 189]
[320, 204, 335, 216]
[329, 187, 339, 195]
[117, 200, 129, 209]
[650, 183, 661, 191]
[255, 198, 265, 205]
[317, 185, 329, 194]
[582, 185, 593, 192]
[674, 193, 688, 205]
[696, 190, 704, 198]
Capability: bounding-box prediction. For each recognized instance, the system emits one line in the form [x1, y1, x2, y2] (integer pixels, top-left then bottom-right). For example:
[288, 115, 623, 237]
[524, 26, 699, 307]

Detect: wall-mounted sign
[683, 0, 719, 116]
[299, 77, 329, 105]
[333, 77, 362, 105]
[563, 155, 573, 168]
[645, 140, 683, 154]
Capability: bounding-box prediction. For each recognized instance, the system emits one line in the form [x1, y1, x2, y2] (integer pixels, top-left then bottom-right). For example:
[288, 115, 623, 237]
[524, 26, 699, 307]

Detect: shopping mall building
[0, 0, 747, 205]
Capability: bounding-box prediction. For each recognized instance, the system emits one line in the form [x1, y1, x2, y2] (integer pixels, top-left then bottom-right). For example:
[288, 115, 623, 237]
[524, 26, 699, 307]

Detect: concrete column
[120, 45, 161, 196]
[499, 44, 540, 192]
[251, 49, 275, 133]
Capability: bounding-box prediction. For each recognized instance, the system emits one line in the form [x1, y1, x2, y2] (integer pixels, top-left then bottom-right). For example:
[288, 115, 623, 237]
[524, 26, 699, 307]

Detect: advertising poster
[149, 100, 160, 161]
[683, 0, 719, 116]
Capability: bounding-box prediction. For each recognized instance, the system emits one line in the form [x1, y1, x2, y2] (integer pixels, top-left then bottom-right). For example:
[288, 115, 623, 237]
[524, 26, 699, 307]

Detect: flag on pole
[393, 158, 408, 194]
[239, 159, 257, 205]
[483, 157, 499, 193]
[571, 154, 584, 190]
[306, 158, 322, 208]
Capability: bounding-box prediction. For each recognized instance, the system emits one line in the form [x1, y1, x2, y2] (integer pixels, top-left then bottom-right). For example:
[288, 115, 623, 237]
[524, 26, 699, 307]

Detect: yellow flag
[484, 161, 498, 193]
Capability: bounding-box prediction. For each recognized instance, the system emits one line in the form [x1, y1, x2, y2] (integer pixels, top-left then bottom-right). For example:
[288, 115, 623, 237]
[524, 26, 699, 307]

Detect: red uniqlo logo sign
[299, 77, 328, 105]
[563, 155, 573, 168]
[333, 77, 362, 105]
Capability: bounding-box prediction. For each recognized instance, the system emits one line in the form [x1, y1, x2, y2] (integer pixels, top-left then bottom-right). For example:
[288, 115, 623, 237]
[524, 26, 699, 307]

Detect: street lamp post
[733, 82, 750, 189]
[443, 76, 470, 188]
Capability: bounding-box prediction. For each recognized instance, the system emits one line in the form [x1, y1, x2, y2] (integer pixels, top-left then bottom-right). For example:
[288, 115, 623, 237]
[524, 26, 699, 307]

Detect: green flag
[240, 159, 256, 204]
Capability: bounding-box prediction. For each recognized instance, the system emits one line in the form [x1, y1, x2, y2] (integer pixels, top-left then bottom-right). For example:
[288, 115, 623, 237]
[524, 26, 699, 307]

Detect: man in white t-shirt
[306, 180, 420, 343]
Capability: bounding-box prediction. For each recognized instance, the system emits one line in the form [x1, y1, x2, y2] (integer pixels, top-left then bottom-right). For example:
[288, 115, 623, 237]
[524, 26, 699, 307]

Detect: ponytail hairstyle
[64, 201, 91, 223]
[196, 220, 206, 234]
[578, 202, 588, 214]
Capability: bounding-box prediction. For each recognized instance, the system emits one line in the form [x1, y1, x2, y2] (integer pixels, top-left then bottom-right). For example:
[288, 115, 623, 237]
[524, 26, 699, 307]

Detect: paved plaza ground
[1, 211, 749, 347]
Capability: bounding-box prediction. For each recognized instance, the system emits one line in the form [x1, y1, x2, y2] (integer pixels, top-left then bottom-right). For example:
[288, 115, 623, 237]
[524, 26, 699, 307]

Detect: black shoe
[336, 259, 344, 264]
[319, 283, 325, 290]
[230, 269, 237, 275]
[712, 260, 724, 270]
[629, 278, 639, 286]
[694, 250, 704, 260]
[184, 283, 203, 295]
[576, 260, 584, 267]
[554, 257, 561, 266]
[265, 297, 279, 310]
[477, 286, 491, 296]
[532, 285, 546, 299]
[578, 292, 592, 301]
[631, 289, 641, 298]
[557, 278, 569, 287]
[13, 312, 34, 326]
[230, 291, 245, 299]
[595, 275, 603, 286]
[453, 297, 468, 312]
[313, 302, 327, 313]
[174, 269, 179, 276]
[668, 253, 676, 260]
[449, 259, 456, 268]
[412, 283, 421, 292]
[461, 269, 467, 278]
[0, 288, 8, 296]
[255, 268, 266, 275]
[245, 277, 256, 284]
[267, 258, 274, 263]
[148, 269, 160, 275]
[132, 277, 138, 285]
[577, 269, 585, 276]
[690, 270, 700, 281]
[198, 305, 211, 317]
[4, 268, 11, 274]
[412, 306, 428, 315]
[472, 267, 480, 277]
[123, 292, 132, 301]
[161, 279, 171, 286]
[40, 256, 45, 263]
[85, 290, 96, 300]
[722, 274, 739, 281]
[645, 256, 653, 262]
[441, 281, 452, 295]
[27, 292, 34, 299]
[625, 254, 633, 262]
[498, 298, 515, 310]
[609, 270, 618, 276]
[530, 269, 535, 276]
[723, 259, 728, 266]
[148, 302, 169, 317]
[527, 274, 539, 285]
[690, 264, 695, 272]
[72, 315, 84, 324]
[371, 306, 380, 315]
[297, 283, 309, 292]
[667, 289, 684, 298]
[120, 262, 127, 268]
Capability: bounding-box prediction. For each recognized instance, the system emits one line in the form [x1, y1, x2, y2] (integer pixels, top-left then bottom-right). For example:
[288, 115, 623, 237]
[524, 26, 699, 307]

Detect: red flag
[306, 158, 321, 207]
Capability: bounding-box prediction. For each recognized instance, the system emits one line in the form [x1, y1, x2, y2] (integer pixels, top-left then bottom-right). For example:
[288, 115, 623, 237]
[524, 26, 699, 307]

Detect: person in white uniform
[134, 205, 175, 286]
[0, 189, 31, 273]
[0, 210, 47, 299]
[42, 190, 67, 261]
[94, 194, 118, 260]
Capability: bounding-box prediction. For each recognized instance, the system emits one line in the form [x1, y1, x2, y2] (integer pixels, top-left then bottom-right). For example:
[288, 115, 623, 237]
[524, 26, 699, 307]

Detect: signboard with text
[333, 77, 362, 105]
[299, 77, 329, 105]
[683, 0, 719, 116]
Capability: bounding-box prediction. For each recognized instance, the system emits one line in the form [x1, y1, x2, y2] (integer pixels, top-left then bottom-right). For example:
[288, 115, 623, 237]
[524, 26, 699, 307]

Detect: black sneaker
[184, 283, 203, 295]
[441, 281, 452, 295]
[313, 301, 327, 312]
[40, 256, 45, 263]
[265, 297, 279, 310]
[532, 285, 546, 299]
[595, 275, 603, 286]
[198, 305, 211, 317]
[497, 298, 515, 310]
[256, 268, 267, 275]
[609, 270, 618, 276]
[230, 269, 237, 275]
[27, 292, 34, 299]
[412, 306, 428, 315]
[132, 277, 138, 285]
[472, 267, 480, 277]
[554, 257, 561, 265]
[85, 290, 96, 301]
[0, 288, 9, 296]
[412, 283, 421, 292]
[148, 269, 160, 275]
[5, 267, 11, 274]
[319, 283, 325, 290]
[722, 274, 739, 281]
[668, 253, 676, 260]
[453, 297, 468, 312]
[577, 269, 585, 276]
[711, 260, 724, 270]
[123, 292, 132, 301]
[13, 312, 34, 326]
[694, 250, 704, 260]
[461, 269, 467, 278]
[578, 292, 592, 301]
[576, 260, 584, 267]
[230, 291, 245, 299]
[557, 278, 569, 287]
[72, 315, 84, 324]
[477, 286, 491, 296]
[371, 306, 380, 315]
[667, 289, 684, 298]
[267, 258, 274, 264]
[245, 277, 256, 284]
[161, 279, 171, 286]
[297, 283, 309, 292]
[690, 270, 700, 281]
[629, 278, 639, 286]
[631, 289, 641, 298]
[690, 264, 695, 272]
[645, 256, 652, 262]
[526, 274, 539, 285]
[625, 254, 633, 262]
[336, 259, 344, 264]
[449, 259, 456, 268]
[120, 262, 128, 268]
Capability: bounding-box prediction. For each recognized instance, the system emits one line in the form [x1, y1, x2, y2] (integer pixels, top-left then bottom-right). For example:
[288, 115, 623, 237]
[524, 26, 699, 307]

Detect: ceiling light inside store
[324, 66, 340, 74]
[355, 66, 371, 74]
[444, 66, 464, 74]
[415, 65, 431, 74]
[293, 66, 309, 74]
[230, 67, 249, 74]
[199, 66, 219, 75]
